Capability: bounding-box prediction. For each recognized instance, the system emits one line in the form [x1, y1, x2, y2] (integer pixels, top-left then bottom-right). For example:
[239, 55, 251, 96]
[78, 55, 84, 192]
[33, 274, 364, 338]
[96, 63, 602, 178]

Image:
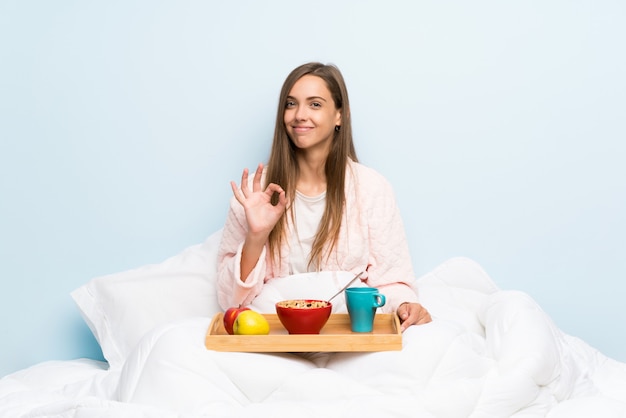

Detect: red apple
[223, 305, 250, 335]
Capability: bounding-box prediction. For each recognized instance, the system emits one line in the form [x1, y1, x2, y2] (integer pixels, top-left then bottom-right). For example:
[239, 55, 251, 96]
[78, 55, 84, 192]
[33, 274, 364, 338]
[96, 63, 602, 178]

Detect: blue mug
[345, 287, 386, 332]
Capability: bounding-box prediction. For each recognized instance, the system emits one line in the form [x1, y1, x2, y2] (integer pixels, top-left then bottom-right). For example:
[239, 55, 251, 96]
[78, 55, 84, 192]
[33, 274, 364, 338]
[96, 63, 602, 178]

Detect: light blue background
[1, 1, 624, 377]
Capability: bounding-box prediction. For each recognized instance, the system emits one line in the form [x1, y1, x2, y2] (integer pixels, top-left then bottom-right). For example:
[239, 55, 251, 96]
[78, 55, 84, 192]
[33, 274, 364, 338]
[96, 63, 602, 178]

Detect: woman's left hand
[396, 302, 432, 331]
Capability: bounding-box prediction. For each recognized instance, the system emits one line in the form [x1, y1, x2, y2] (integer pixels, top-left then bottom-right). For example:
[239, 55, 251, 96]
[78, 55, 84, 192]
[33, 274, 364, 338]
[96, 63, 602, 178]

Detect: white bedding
[1, 234, 626, 417]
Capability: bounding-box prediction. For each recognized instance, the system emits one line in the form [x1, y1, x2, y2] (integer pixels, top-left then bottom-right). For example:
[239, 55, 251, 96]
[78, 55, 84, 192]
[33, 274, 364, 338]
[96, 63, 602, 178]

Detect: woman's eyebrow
[286, 95, 328, 102]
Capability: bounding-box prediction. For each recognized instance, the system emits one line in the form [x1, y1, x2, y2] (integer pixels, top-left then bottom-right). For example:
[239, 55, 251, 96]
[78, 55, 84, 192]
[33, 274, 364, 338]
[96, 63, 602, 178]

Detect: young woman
[118, 63, 436, 411]
[217, 62, 431, 330]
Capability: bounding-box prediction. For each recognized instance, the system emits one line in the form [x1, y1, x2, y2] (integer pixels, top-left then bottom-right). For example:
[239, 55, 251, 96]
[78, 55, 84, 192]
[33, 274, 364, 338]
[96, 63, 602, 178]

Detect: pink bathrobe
[216, 159, 420, 313]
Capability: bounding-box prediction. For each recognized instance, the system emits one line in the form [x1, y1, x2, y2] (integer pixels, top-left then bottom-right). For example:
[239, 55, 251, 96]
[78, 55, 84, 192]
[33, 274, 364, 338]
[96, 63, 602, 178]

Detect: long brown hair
[265, 62, 358, 268]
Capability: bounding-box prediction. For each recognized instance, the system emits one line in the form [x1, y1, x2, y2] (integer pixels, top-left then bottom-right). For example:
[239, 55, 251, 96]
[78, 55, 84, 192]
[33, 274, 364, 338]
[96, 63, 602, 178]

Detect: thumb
[397, 303, 410, 320]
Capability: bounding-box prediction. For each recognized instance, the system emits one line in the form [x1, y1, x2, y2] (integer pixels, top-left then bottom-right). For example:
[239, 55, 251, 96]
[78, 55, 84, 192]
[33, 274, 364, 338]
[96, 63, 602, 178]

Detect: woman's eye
[285, 101, 296, 108]
[311, 102, 321, 108]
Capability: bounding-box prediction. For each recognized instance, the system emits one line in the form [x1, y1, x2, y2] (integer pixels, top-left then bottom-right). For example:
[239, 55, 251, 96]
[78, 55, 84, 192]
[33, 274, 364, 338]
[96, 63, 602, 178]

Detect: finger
[252, 163, 263, 192]
[275, 187, 288, 209]
[399, 304, 431, 331]
[230, 181, 245, 205]
[240, 168, 250, 197]
[265, 182, 285, 198]
[400, 314, 415, 331]
[399, 305, 410, 321]
[400, 319, 411, 332]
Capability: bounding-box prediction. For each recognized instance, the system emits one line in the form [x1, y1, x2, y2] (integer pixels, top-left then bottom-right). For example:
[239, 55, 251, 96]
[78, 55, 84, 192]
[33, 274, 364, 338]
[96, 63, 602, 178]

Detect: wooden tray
[205, 312, 402, 352]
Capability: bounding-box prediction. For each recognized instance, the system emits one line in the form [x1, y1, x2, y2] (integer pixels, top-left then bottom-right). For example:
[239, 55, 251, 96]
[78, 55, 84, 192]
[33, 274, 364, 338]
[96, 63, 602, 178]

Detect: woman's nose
[295, 105, 307, 121]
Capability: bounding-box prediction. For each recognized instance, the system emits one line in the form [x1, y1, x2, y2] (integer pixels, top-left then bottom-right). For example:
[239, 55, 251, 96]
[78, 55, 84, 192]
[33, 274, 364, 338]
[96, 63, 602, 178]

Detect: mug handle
[373, 293, 386, 308]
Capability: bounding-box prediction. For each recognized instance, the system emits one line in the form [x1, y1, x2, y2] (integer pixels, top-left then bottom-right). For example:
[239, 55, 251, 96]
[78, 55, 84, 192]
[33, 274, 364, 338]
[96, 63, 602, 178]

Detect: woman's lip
[293, 126, 313, 132]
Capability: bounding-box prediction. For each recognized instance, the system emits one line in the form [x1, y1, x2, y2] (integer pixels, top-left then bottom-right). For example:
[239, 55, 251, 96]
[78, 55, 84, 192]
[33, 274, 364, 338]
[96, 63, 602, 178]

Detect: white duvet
[2, 257, 626, 418]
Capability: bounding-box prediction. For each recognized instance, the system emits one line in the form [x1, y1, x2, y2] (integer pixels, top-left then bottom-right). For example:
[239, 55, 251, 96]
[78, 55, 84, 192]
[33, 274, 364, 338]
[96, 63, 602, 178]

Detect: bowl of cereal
[275, 299, 332, 334]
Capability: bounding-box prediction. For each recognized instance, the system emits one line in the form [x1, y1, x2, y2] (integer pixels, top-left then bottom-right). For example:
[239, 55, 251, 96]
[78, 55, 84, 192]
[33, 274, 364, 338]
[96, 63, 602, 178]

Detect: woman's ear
[334, 111, 342, 130]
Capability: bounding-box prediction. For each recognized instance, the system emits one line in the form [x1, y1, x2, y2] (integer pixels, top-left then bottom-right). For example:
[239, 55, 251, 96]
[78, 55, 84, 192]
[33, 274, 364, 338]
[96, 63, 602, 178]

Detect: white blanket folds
[1, 258, 625, 418]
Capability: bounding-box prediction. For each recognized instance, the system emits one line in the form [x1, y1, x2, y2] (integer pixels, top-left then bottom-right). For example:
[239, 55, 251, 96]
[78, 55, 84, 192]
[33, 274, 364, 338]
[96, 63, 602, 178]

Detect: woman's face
[284, 75, 341, 155]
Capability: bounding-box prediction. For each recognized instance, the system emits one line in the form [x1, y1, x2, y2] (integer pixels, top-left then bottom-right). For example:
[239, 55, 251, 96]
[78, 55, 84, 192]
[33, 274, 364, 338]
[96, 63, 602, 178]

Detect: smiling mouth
[292, 126, 313, 133]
